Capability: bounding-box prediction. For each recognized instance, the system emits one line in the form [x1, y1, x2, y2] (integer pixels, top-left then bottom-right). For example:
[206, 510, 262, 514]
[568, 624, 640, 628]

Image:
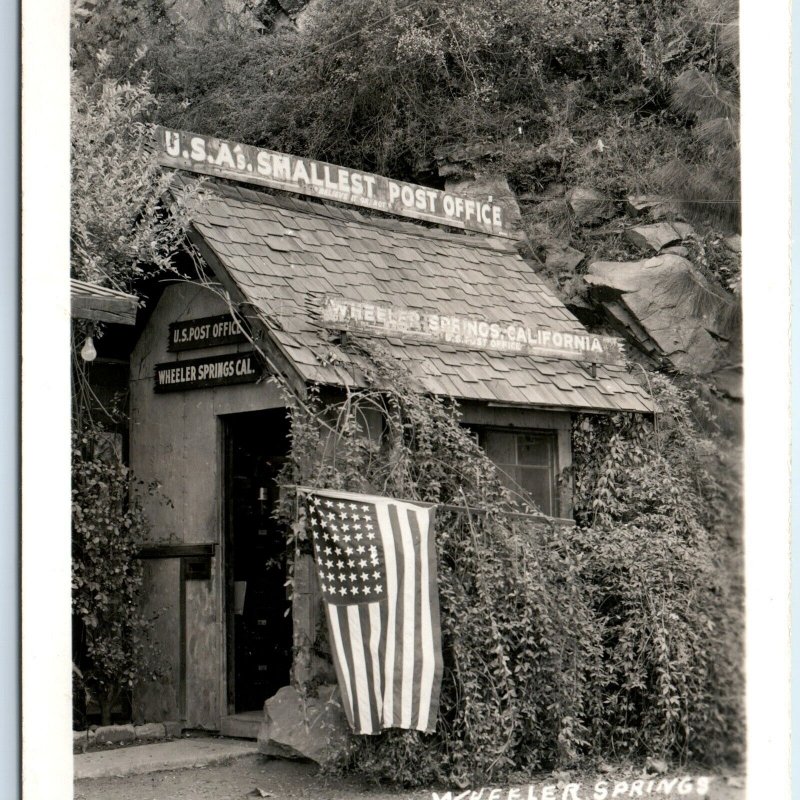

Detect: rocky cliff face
[165, 0, 317, 32]
[434, 144, 742, 433]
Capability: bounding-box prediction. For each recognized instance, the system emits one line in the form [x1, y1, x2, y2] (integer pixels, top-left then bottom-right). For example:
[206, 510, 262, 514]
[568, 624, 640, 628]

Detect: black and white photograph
[20, 1, 791, 798]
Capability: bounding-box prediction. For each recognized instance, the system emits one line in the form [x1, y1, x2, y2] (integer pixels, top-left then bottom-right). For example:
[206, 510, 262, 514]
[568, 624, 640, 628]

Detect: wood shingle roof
[180, 179, 653, 413]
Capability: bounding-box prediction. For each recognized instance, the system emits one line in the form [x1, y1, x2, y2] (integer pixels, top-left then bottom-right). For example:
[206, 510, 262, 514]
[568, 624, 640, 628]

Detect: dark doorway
[223, 409, 293, 713]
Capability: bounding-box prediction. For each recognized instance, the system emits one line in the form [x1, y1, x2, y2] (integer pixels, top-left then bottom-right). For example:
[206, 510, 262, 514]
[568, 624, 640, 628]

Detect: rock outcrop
[625, 221, 694, 253]
[584, 254, 741, 399]
[445, 174, 522, 230]
[258, 684, 350, 764]
[625, 194, 679, 220]
[566, 187, 614, 224]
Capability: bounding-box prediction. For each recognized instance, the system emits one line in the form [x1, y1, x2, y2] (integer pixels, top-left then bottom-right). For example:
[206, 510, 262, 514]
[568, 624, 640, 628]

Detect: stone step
[219, 710, 263, 739]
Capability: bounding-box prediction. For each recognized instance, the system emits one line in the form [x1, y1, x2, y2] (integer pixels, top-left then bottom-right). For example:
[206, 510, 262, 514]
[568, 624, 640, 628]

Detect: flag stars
[308, 495, 388, 603]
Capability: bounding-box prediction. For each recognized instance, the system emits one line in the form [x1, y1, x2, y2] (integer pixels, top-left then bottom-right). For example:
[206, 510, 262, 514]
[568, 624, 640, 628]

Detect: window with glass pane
[481, 429, 558, 516]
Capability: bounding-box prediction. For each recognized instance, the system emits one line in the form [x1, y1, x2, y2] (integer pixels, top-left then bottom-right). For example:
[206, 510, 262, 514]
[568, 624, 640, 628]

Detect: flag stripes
[306, 488, 443, 735]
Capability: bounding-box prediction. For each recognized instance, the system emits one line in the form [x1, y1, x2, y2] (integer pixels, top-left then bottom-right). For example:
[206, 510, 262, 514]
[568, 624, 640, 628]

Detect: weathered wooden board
[156, 127, 514, 238]
[129, 281, 286, 728]
[168, 314, 247, 352]
[185, 559, 220, 729]
[133, 559, 181, 724]
[71, 294, 138, 325]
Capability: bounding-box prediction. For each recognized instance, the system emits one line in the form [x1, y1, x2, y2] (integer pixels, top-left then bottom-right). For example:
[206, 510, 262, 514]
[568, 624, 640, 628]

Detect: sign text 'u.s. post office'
[168, 314, 247, 352]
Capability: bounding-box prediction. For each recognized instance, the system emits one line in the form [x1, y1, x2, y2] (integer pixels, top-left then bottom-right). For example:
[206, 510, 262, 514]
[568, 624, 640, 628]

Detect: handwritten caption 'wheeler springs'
[321, 297, 625, 365]
[431, 775, 712, 800]
[156, 127, 511, 238]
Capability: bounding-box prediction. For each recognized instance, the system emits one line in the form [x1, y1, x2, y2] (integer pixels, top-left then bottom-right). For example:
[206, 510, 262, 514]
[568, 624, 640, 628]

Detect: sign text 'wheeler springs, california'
[156, 127, 512, 238]
[321, 297, 625, 365]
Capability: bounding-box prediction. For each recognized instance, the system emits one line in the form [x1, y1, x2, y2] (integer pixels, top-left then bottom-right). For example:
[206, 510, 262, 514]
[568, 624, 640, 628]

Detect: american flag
[305, 488, 443, 735]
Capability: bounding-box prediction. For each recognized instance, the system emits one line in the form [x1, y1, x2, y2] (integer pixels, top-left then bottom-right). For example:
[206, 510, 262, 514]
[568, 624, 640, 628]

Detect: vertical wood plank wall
[129, 282, 284, 728]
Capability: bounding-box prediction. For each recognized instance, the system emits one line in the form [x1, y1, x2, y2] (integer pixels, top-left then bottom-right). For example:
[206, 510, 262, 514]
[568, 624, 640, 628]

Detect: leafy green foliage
[71, 57, 199, 291]
[71, 0, 175, 82]
[147, 0, 688, 181]
[275, 342, 741, 785]
[278, 343, 602, 784]
[659, 0, 739, 231]
[570, 374, 743, 764]
[72, 423, 164, 725]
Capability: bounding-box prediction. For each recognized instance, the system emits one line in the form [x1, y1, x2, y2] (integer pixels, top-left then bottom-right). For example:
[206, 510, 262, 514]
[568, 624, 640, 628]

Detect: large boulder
[445, 174, 522, 229]
[723, 234, 742, 253]
[258, 684, 351, 765]
[625, 222, 694, 253]
[94, 724, 136, 745]
[584, 254, 741, 384]
[566, 186, 614, 224]
[625, 194, 679, 220]
[542, 240, 585, 274]
[134, 722, 166, 741]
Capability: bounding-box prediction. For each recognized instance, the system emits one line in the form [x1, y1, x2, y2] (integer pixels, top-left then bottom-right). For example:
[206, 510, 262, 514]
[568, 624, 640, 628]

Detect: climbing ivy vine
[273, 340, 742, 785]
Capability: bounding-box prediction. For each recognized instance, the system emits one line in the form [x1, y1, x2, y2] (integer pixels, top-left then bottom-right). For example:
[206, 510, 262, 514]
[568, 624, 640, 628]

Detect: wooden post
[291, 554, 320, 688]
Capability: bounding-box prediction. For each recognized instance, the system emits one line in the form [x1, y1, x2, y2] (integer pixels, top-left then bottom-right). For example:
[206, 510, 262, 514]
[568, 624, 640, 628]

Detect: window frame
[472, 425, 561, 517]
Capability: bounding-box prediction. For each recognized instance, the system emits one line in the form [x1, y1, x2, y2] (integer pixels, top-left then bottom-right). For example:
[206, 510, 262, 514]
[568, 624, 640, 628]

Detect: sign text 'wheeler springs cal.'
[154, 351, 260, 393]
[321, 297, 625, 365]
[156, 127, 512, 238]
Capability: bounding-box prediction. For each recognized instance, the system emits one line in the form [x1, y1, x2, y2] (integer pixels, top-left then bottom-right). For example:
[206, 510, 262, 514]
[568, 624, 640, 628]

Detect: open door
[223, 409, 293, 714]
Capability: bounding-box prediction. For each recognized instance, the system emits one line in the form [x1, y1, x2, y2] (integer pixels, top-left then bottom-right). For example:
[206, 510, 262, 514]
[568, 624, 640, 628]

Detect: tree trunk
[100, 690, 115, 726]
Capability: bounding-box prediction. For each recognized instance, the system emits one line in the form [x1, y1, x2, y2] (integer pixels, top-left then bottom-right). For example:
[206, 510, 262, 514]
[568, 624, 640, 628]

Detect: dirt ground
[73, 754, 428, 800]
[73, 754, 745, 800]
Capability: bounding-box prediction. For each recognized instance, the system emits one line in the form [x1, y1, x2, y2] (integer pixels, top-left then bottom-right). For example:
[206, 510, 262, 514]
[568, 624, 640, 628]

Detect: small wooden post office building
[128, 139, 652, 734]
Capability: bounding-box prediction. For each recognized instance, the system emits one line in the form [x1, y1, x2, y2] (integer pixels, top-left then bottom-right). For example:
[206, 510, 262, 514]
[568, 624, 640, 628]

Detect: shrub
[71, 423, 162, 726]
[274, 342, 742, 784]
